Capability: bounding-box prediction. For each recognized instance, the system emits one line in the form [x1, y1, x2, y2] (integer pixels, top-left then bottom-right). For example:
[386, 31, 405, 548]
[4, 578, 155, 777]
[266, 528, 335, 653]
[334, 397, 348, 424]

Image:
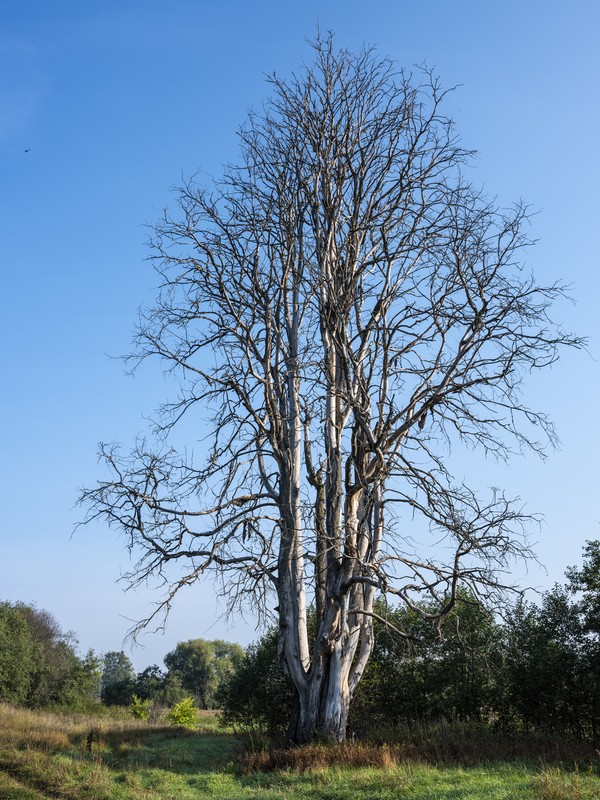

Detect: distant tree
[14, 604, 97, 707]
[164, 639, 244, 709]
[81, 34, 582, 743]
[133, 665, 165, 701]
[0, 602, 101, 709]
[101, 651, 135, 705]
[501, 588, 584, 735]
[54, 649, 102, 709]
[130, 663, 187, 706]
[566, 540, 600, 635]
[565, 540, 600, 736]
[0, 602, 38, 704]
[218, 629, 295, 740]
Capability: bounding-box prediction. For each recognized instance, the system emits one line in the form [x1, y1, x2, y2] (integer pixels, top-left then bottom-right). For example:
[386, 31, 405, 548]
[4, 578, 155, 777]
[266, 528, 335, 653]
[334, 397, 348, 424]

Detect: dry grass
[241, 741, 410, 772]
[0, 703, 244, 799]
[364, 719, 600, 769]
[240, 721, 600, 775]
[1, 703, 600, 800]
[0, 702, 149, 748]
[533, 767, 600, 799]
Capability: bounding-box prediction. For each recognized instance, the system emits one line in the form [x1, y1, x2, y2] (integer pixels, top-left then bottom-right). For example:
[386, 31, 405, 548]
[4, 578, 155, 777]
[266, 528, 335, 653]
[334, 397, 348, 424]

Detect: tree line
[0, 602, 99, 708]
[219, 540, 600, 742]
[2, 540, 600, 743]
[0, 602, 244, 714]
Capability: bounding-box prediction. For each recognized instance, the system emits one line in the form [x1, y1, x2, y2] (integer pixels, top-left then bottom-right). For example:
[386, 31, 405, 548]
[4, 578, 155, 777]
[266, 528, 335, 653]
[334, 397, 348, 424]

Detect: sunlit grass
[1, 703, 600, 799]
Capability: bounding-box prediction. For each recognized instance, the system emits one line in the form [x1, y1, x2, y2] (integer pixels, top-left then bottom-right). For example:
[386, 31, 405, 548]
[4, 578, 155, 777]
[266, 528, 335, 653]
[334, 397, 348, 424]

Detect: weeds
[1, 703, 600, 799]
[534, 767, 600, 799]
[241, 742, 410, 772]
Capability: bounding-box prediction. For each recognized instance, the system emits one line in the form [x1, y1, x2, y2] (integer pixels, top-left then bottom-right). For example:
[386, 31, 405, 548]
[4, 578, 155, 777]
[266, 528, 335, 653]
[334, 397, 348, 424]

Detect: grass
[1, 703, 600, 799]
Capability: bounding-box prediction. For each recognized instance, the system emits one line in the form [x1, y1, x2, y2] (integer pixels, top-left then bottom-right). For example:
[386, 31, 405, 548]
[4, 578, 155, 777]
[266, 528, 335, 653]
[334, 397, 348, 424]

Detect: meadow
[1, 703, 600, 799]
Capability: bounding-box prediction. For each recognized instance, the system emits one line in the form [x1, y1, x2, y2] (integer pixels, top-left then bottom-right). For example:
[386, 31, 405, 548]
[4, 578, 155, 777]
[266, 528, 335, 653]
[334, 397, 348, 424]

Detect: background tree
[15, 604, 100, 707]
[501, 588, 585, 735]
[0, 602, 38, 705]
[81, 34, 581, 742]
[164, 639, 244, 709]
[565, 540, 600, 736]
[218, 628, 295, 741]
[0, 601, 101, 709]
[101, 651, 135, 706]
[566, 540, 600, 635]
[351, 594, 503, 731]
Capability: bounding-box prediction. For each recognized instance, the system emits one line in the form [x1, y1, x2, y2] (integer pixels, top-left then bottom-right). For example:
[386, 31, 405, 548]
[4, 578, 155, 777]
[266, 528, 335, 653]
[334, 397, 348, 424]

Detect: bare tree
[80, 35, 582, 743]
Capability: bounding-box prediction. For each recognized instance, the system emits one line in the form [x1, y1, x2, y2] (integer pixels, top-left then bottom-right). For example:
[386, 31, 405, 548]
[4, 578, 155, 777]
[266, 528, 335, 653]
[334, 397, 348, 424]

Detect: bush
[130, 694, 152, 720]
[168, 697, 197, 729]
[218, 628, 294, 742]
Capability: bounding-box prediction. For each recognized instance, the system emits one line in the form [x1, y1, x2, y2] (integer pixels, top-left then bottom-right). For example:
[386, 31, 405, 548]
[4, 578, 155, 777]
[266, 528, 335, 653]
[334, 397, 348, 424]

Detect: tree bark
[287, 646, 353, 744]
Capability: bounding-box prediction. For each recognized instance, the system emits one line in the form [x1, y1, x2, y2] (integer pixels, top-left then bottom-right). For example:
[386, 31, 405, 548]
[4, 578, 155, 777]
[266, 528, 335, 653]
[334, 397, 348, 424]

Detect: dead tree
[80, 35, 582, 743]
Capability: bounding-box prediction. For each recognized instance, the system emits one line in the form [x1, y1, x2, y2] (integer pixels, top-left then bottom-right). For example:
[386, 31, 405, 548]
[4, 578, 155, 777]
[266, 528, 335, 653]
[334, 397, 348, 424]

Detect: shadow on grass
[80, 725, 245, 774]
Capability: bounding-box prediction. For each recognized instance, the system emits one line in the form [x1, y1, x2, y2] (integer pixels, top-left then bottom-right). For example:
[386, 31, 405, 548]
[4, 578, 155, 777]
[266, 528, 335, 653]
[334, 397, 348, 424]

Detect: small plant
[167, 697, 197, 729]
[129, 694, 152, 721]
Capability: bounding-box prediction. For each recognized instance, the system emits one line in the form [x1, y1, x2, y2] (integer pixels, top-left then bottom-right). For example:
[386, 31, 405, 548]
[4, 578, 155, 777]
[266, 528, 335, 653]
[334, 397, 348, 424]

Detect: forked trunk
[286, 648, 352, 745]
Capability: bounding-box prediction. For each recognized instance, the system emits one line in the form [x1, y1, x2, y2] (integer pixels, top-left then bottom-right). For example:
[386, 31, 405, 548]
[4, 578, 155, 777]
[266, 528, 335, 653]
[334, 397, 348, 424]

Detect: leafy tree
[24, 610, 100, 707]
[501, 588, 584, 735]
[164, 639, 244, 709]
[218, 629, 294, 740]
[101, 651, 135, 705]
[566, 540, 600, 635]
[131, 664, 188, 706]
[43, 647, 102, 709]
[565, 540, 600, 735]
[133, 665, 165, 701]
[348, 595, 503, 732]
[0, 602, 102, 709]
[81, 34, 581, 743]
[0, 602, 38, 704]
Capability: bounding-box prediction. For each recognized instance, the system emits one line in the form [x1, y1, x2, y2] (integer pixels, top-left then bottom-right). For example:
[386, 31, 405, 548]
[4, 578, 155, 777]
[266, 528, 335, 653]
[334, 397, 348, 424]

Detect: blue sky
[1, 1, 598, 671]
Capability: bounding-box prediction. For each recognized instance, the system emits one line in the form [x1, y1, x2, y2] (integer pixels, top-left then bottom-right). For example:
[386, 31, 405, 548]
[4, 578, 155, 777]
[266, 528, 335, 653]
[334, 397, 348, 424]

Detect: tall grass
[242, 720, 600, 773]
[1, 703, 600, 799]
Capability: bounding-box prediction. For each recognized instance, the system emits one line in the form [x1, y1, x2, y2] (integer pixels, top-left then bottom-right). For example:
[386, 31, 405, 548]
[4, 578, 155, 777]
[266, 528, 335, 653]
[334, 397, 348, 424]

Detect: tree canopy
[0, 601, 100, 708]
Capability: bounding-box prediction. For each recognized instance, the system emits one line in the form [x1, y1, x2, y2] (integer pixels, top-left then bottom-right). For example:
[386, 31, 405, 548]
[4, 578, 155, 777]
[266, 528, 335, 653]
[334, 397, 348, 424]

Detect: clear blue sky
[1, 1, 598, 671]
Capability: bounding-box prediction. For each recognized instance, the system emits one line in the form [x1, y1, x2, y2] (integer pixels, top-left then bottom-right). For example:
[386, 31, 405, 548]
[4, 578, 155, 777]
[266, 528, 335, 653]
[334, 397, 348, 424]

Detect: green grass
[1, 703, 600, 799]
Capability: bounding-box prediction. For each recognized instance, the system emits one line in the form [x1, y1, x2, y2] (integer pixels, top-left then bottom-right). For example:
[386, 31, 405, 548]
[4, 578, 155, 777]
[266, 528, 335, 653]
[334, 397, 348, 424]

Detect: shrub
[129, 694, 152, 720]
[168, 697, 197, 729]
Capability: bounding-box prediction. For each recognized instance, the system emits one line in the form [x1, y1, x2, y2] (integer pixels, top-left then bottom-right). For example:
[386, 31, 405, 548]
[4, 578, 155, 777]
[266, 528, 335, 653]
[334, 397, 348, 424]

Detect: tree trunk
[286, 646, 352, 745]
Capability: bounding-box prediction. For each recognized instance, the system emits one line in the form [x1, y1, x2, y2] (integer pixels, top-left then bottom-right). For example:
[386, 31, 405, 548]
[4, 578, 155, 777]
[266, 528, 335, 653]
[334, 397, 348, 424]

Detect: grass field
[1, 703, 600, 799]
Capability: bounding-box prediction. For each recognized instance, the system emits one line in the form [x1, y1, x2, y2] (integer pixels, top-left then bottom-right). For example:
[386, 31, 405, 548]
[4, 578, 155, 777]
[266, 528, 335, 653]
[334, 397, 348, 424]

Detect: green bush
[130, 693, 152, 720]
[167, 696, 197, 729]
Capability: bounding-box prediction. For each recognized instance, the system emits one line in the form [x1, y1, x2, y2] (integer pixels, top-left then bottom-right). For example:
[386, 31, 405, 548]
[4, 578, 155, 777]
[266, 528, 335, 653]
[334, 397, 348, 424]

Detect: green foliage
[500, 589, 585, 734]
[0, 602, 38, 704]
[130, 693, 152, 720]
[100, 650, 135, 705]
[0, 601, 102, 709]
[348, 594, 504, 735]
[168, 696, 198, 728]
[164, 638, 245, 709]
[133, 664, 165, 700]
[218, 628, 294, 741]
